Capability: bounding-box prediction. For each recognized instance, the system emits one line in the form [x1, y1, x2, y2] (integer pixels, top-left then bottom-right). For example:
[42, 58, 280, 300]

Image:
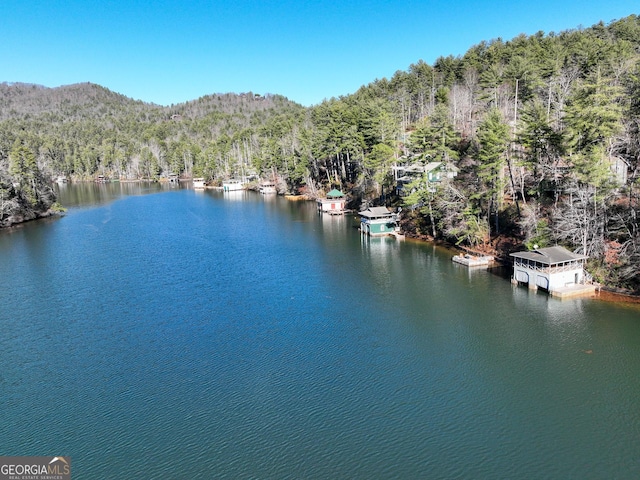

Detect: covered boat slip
[317, 189, 347, 214]
[358, 206, 400, 237]
[223, 179, 245, 191]
[510, 246, 596, 298]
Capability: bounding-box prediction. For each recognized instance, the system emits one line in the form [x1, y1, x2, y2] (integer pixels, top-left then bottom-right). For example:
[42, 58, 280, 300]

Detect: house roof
[405, 163, 425, 173]
[425, 161, 459, 173]
[359, 206, 393, 218]
[510, 246, 588, 265]
[424, 162, 443, 172]
[326, 189, 344, 198]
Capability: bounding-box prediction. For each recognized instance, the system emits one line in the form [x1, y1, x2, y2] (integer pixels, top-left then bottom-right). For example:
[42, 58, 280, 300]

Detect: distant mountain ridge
[0, 82, 144, 120]
[0, 81, 300, 122]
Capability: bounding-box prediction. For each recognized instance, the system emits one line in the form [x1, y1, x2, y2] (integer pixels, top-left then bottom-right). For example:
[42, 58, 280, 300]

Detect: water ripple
[1, 190, 639, 479]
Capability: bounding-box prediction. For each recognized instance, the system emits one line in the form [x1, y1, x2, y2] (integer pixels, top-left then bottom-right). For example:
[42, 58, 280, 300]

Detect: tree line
[1, 15, 639, 290]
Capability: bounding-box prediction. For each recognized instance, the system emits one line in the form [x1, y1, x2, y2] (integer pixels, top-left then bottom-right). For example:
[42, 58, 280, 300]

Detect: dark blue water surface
[1, 184, 639, 479]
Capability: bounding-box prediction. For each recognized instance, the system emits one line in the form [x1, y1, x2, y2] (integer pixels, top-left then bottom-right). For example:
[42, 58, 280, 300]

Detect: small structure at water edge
[259, 181, 277, 194]
[193, 177, 206, 190]
[452, 253, 494, 267]
[359, 206, 400, 236]
[223, 179, 244, 191]
[317, 189, 346, 214]
[510, 246, 597, 298]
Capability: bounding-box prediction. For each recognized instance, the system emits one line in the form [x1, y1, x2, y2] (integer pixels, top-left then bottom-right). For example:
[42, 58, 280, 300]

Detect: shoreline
[594, 288, 640, 306]
[0, 208, 65, 230]
[399, 229, 640, 308]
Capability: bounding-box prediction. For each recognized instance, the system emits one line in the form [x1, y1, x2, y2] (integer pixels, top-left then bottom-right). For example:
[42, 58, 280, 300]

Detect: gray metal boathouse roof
[358, 206, 394, 218]
[510, 246, 588, 265]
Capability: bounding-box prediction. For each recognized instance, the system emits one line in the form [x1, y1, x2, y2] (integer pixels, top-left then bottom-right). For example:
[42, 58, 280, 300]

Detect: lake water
[1, 183, 639, 479]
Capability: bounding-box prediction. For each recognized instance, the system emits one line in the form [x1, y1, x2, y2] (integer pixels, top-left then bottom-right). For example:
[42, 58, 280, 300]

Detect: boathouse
[223, 179, 244, 191]
[317, 189, 346, 214]
[510, 246, 595, 297]
[359, 206, 399, 236]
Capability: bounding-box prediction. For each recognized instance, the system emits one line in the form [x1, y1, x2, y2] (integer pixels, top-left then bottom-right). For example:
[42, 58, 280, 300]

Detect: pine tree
[475, 108, 510, 234]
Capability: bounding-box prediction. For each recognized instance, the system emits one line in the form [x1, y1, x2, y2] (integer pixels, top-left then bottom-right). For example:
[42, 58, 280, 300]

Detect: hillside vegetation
[1, 15, 640, 290]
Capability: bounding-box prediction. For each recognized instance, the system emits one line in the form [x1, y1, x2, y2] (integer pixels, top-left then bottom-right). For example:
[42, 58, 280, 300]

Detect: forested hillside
[0, 82, 304, 182]
[1, 15, 639, 290]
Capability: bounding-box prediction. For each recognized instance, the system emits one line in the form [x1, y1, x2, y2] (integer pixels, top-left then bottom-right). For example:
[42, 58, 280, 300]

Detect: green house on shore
[358, 206, 399, 236]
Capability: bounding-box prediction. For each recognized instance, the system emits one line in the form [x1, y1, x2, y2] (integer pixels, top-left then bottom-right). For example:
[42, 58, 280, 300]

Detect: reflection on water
[55, 181, 170, 209]
[222, 190, 247, 201]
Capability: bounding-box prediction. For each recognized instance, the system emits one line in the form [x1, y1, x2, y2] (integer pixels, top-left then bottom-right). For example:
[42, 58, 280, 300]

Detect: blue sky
[1, 1, 636, 106]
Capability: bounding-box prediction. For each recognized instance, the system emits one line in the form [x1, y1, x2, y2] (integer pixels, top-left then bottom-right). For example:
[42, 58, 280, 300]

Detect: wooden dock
[452, 254, 494, 267]
[550, 283, 598, 299]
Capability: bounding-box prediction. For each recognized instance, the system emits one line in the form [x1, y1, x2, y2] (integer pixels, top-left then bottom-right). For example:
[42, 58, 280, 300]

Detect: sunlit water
[1, 183, 639, 479]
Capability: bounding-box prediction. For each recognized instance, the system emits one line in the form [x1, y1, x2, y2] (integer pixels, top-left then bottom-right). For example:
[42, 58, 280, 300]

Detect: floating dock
[452, 254, 494, 267]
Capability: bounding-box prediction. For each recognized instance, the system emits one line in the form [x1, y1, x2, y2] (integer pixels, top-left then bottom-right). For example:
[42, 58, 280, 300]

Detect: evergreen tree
[8, 140, 56, 215]
[564, 70, 624, 188]
[474, 108, 510, 234]
[517, 99, 564, 197]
